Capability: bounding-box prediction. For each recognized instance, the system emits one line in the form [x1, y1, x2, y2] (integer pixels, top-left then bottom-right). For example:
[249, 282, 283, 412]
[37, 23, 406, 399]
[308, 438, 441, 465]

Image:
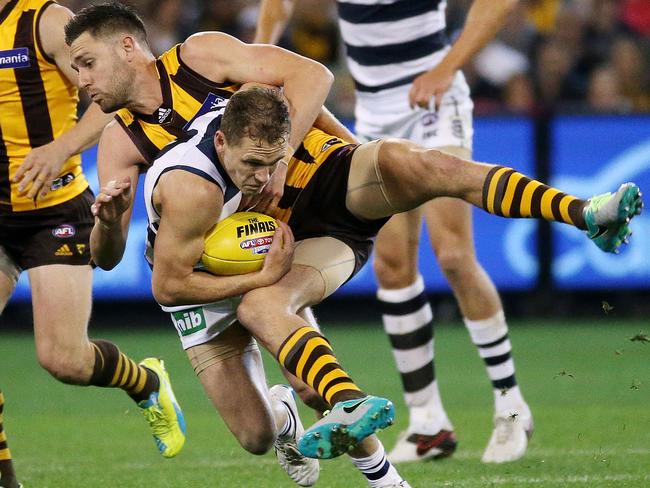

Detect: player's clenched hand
[259, 221, 295, 286]
[92, 177, 132, 227]
[409, 64, 456, 111]
[13, 140, 69, 200]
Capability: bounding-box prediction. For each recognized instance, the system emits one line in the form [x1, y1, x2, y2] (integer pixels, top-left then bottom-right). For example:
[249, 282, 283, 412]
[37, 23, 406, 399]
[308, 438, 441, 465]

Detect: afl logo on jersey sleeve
[52, 224, 76, 238]
[0, 48, 30, 69]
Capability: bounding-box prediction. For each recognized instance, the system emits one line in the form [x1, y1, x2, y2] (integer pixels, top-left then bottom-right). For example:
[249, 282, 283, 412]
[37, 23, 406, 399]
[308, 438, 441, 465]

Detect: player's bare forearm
[181, 35, 333, 153]
[313, 106, 359, 144]
[439, 0, 518, 72]
[153, 266, 272, 307]
[283, 59, 334, 151]
[254, 0, 296, 44]
[89, 218, 129, 270]
[55, 103, 114, 157]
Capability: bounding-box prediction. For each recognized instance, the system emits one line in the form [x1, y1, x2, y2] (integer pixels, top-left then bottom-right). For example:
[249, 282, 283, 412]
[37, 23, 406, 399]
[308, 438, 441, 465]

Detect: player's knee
[436, 246, 475, 278]
[236, 428, 275, 455]
[37, 345, 88, 384]
[374, 252, 417, 289]
[237, 290, 277, 327]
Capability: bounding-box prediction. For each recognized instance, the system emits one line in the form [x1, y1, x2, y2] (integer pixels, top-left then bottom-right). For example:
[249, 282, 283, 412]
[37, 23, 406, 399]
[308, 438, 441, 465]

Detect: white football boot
[269, 385, 320, 486]
[481, 404, 534, 463]
[388, 426, 457, 464]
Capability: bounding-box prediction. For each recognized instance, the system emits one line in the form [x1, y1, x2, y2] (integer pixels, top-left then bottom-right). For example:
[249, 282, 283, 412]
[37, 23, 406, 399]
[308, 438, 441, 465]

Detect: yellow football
[201, 211, 277, 275]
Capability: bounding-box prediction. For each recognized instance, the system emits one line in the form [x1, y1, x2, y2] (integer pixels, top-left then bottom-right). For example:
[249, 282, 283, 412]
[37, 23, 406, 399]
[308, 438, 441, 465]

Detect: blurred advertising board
[551, 115, 650, 289]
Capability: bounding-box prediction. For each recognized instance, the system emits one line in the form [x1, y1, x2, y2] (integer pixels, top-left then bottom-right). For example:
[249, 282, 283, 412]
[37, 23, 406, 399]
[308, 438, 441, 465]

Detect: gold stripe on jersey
[0, 0, 87, 212]
[115, 44, 241, 163]
[275, 129, 350, 223]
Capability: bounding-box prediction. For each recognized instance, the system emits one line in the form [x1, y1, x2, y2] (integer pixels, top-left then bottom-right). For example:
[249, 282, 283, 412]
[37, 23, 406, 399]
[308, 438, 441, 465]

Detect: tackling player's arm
[13, 3, 113, 200]
[409, 0, 519, 109]
[89, 120, 144, 270]
[151, 170, 294, 307]
[254, 1, 358, 144]
[254, 0, 297, 45]
[179, 32, 332, 154]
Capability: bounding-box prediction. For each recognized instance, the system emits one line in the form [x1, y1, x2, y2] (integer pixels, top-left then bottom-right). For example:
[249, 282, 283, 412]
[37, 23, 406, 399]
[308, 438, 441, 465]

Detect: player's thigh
[29, 264, 93, 353]
[249, 237, 356, 309]
[422, 146, 476, 256]
[0, 246, 19, 313]
[374, 209, 423, 286]
[189, 323, 275, 443]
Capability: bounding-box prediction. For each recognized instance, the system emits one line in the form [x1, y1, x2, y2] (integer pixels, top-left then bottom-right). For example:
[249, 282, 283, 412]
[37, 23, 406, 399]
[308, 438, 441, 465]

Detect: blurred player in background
[0, 1, 186, 480]
[255, 0, 532, 463]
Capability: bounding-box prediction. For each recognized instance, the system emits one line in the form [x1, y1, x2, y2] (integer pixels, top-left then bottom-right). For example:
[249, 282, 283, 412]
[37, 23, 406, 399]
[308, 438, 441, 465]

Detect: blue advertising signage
[341, 116, 537, 294]
[10, 116, 537, 303]
[551, 116, 650, 289]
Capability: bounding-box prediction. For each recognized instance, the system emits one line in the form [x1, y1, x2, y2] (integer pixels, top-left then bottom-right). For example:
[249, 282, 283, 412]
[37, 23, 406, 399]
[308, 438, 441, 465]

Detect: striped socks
[277, 326, 363, 406]
[89, 340, 160, 403]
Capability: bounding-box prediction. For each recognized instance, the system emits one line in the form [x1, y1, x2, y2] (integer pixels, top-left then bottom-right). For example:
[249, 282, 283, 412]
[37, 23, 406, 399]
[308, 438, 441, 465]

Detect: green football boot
[583, 182, 643, 253]
[138, 358, 186, 458]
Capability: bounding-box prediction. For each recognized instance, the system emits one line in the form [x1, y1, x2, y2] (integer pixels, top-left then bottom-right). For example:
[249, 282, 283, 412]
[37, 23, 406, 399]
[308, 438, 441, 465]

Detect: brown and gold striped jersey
[115, 43, 352, 224]
[0, 0, 87, 212]
[115, 44, 241, 164]
[276, 128, 350, 223]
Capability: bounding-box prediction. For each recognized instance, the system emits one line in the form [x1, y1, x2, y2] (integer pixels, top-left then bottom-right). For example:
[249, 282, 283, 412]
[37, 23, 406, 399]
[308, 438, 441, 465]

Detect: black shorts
[0, 188, 94, 271]
[288, 145, 389, 278]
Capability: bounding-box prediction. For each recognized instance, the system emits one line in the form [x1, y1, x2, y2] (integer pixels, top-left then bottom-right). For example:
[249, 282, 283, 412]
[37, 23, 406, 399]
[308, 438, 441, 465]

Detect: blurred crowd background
[60, 0, 650, 119]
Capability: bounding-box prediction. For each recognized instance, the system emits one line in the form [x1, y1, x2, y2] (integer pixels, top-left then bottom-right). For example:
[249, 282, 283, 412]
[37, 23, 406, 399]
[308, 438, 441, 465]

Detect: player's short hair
[221, 88, 291, 148]
[64, 2, 148, 46]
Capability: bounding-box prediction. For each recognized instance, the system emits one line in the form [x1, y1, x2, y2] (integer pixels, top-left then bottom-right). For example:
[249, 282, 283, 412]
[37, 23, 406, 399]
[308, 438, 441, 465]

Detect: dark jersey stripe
[116, 117, 160, 164]
[354, 70, 425, 92]
[0, 124, 10, 206]
[345, 30, 447, 66]
[34, 1, 55, 64]
[337, 0, 441, 24]
[13, 9, 54, 148]
[278, 185, 302, 209]
[170, 69, 238, 104]
[292, 143, 316, 165]
[0, 0, 18, 24]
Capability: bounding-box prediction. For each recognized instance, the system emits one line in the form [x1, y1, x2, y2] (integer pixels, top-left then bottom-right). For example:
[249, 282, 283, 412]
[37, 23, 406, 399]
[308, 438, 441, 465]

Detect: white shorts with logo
[162, 297, 242, 350]
[354, 71, 473, 151]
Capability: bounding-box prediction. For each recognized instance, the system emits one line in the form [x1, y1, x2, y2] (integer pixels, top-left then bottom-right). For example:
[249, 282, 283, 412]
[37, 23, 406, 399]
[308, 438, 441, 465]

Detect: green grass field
[1, 320, 649, 487]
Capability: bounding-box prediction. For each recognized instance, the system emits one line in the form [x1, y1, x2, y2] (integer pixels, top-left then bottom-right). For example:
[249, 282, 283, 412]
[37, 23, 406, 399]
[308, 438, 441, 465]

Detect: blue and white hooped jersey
[143, 105, 242, 270]
[336, 0, 451, 123]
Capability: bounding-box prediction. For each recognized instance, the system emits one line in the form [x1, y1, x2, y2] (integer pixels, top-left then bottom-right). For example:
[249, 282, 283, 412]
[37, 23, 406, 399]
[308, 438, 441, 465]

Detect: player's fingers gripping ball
[202, 211, 277, 275]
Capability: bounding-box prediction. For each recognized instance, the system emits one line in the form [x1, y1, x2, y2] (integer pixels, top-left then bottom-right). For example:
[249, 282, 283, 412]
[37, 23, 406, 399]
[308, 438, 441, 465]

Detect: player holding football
[255, 0, 533, 464]
[0, 1, 185, 484]
[64, 2, 389, 486]
[92, 86, 641, 475]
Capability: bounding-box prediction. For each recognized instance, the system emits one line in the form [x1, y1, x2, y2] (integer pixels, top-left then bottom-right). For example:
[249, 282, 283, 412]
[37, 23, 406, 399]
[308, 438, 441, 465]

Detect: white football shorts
[162, 297, 242, 350]
[354, 71, 473, 151]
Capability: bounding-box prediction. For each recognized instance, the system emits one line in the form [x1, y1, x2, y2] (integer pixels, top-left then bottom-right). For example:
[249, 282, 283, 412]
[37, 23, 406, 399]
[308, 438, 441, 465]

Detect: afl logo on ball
[52, 224, 76, 238]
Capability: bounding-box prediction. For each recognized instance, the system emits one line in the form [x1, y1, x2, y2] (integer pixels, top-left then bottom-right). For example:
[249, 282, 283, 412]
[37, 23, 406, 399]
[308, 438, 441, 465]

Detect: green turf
[1, 320, 649, 487]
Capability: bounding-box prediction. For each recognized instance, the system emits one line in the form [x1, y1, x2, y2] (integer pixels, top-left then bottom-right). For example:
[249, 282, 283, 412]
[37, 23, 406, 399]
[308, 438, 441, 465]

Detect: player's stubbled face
[70, 32, 135, 113]
[218, 134, 287, 196]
